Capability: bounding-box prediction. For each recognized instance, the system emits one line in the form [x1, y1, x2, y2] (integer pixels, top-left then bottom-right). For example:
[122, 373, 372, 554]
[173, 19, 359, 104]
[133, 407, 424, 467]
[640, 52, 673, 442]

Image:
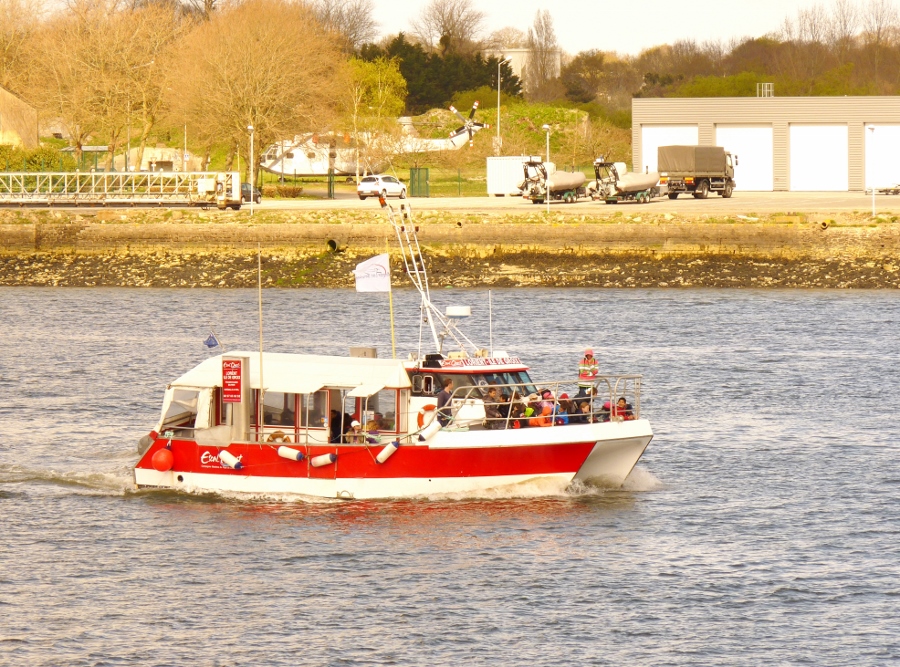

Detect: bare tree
[828, 0, 859, 62]
[0, 0, 44, 94]
[310, 0, 378, 51]
[862, 0, 898, 80]
[485, 26, 526, 49]
[411, 0, 485, 53]
[172, 0, 345, 179]
[525, 9, 559, 100]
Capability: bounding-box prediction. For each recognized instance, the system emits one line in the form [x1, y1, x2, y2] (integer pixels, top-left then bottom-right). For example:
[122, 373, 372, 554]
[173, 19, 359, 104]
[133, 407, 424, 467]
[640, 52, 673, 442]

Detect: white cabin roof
[171, 352, 411, 394]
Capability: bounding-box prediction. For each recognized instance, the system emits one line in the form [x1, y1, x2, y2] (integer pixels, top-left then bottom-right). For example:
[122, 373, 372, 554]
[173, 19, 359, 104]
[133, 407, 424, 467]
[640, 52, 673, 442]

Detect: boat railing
[443, 374, 643, 430]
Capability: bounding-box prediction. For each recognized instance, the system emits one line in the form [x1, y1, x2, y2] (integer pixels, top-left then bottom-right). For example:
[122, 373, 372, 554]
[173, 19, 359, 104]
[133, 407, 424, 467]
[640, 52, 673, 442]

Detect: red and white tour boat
[133, 202, 653, 499]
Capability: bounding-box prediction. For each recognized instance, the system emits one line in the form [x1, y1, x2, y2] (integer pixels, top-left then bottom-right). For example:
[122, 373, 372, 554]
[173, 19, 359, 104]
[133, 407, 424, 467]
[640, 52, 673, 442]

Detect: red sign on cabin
[222, 358, 243, 403]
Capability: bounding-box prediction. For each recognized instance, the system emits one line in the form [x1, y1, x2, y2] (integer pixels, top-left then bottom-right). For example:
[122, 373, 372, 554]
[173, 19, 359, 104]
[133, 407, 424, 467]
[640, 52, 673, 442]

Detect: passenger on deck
[524, 394, 540, 422]
[530, 405, 553, 427]
[554, 393, 570, 425]
[329, 409, 342, 443]
[436, 378, 454, 427]
[613, 397, 635, 420]
[344, 420, 365, 443]
[483, 386, 502, 429]
[509, 402, 526, 429]
[574, 400, 594, 423]
[577, 348, 599, 398]
[497, 392, 510, 421]
[598, 401, 612, 422]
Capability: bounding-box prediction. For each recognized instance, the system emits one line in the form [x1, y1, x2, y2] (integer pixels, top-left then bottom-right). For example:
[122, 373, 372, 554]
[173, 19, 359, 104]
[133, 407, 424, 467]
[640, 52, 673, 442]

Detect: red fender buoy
[151, 448, 174, 472]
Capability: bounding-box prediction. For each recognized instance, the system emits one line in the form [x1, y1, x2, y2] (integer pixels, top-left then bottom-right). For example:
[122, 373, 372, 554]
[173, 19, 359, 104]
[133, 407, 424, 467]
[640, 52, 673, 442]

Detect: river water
[1, 287, 898, 666]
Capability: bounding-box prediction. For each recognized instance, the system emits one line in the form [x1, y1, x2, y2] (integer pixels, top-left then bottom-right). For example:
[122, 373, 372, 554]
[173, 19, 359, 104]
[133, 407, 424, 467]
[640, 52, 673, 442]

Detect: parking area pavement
[259, 191, 900, 216]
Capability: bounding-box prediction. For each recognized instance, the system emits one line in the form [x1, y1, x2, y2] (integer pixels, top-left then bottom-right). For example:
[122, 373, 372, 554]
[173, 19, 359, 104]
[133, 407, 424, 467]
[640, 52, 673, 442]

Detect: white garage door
[865, 125, 900, 190]
[790, 125, 848, 191]
[716, 125, 773, 191]
[641, 125, 698, 173]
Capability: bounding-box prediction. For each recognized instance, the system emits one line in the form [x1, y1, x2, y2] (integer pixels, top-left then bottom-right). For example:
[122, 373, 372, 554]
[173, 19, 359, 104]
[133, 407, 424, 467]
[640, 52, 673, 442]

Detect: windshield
[411, 371, 536, 398]
[361, 176, 376, 183]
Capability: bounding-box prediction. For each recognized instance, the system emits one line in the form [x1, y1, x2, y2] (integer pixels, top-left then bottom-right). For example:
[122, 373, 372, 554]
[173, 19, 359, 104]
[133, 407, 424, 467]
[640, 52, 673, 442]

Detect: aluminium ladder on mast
[379, 198, 479, 356]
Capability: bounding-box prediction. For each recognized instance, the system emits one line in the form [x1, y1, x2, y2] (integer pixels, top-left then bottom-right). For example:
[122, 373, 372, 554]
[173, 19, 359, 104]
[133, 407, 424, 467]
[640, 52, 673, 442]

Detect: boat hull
[134, 421, 652, 499]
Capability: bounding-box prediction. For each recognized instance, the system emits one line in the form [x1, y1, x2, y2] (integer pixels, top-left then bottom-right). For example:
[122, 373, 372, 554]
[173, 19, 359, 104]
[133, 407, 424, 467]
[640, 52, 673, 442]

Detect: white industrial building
[632, 97, 900, 191]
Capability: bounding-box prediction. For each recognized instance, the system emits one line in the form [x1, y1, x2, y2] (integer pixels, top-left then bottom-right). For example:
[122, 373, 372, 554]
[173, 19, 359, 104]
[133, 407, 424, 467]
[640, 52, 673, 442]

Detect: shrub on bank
[0, 144, 78, 172]
[262, 184, 305, 198]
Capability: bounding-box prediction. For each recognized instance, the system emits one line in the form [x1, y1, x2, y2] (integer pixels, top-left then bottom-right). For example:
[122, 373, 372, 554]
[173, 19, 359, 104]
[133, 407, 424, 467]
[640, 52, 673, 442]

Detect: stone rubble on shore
[1, 207, 898, 288]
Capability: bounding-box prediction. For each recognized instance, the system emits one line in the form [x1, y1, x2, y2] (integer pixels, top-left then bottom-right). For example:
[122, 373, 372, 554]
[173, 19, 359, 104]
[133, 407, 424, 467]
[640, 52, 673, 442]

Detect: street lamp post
[496, 57, 510, 156]
[126, 100, 130, 172]
[248, 124, 255, 216]
[868, 125, 875, 217]
[542, 124, 551, 213]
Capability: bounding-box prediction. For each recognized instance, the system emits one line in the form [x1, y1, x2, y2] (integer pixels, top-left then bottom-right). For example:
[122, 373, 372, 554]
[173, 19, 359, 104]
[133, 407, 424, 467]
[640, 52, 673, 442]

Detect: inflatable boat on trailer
[133, 202, 653, 499]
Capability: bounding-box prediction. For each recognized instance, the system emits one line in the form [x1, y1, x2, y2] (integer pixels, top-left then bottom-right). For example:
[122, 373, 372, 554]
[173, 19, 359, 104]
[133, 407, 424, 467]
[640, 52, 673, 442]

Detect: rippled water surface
[1, 287, 899, 666]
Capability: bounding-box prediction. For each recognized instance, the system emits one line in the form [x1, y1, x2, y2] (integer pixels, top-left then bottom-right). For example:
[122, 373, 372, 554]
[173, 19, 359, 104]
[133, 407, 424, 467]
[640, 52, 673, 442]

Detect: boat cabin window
[363, 389, 398, 432]
[162, 388, 200, 428]
[411, 372, 535, 398]
[251, 390, 330, 431]
[299, 390, 328, 428]
[263, 392, 297, 427]
[412, 374, 434, 395]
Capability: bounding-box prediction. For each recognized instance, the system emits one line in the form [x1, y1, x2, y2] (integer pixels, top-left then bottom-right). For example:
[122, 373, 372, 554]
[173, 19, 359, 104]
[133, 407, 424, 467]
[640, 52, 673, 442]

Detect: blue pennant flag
[203, 333, 220, 349]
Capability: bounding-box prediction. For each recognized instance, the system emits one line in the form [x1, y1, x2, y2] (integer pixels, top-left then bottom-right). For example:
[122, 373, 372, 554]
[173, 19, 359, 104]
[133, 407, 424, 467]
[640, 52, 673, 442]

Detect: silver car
[357, 174, 407, 200]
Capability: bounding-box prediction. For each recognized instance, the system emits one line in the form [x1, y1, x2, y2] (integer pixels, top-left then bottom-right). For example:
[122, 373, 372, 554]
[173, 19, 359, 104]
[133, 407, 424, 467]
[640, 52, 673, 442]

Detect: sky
[370, 0, 825, 55]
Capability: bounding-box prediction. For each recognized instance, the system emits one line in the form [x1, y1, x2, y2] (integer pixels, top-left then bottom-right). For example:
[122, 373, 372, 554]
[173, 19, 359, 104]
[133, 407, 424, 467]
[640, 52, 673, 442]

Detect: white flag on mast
[353, 253, 391, 292]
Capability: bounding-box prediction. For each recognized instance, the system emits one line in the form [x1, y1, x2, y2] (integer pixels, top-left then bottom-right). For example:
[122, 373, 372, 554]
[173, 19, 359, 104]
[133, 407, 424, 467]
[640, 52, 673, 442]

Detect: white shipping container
[486, 156, 532, 196]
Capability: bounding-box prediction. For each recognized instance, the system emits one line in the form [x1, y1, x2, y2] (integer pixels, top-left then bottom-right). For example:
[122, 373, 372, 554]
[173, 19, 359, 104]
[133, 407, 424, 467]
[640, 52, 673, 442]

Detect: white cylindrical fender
[277, 446, 305, 462]
[310, 453, 337, 468]
[418, 420, 442, 442]
[376, 440, 400, 464]
[218, 450, 244, 470]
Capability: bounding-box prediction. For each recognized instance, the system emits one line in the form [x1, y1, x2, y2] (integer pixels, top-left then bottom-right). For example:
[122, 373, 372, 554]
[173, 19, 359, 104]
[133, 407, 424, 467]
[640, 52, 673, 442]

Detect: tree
[310, 0, 378, 52]
[561, 50, 606, 103]
[485, 26, 526, 49]
[525, 9, 560, 101]
[27, 0, 184, 167]
[171, 0, 345, 179]
[0, 0, 43, 94]
[362, 34, 521, 114]
[411, 0, 485, 54]
[342, 56, 407, 180]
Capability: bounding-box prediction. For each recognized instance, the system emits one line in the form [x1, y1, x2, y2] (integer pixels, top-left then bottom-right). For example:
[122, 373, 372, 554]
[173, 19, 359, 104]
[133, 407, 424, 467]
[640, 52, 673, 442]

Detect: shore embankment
[1, 207, 898, 288]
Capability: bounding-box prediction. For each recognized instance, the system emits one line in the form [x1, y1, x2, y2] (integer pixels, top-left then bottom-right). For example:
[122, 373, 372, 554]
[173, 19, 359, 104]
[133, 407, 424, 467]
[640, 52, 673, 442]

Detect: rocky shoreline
[1, 208, 899, 288]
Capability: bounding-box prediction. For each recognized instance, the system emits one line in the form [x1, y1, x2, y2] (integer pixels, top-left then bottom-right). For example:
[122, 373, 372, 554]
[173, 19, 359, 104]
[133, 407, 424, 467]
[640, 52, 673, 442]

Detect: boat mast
[257, 244, 264, 442]
[381, 199, 481, 356]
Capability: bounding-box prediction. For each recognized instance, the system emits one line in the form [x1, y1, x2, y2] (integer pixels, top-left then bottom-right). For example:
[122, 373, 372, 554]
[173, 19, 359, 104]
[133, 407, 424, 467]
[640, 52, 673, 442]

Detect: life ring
[267, 431, 291, 443]
[417, 404, 437, 428]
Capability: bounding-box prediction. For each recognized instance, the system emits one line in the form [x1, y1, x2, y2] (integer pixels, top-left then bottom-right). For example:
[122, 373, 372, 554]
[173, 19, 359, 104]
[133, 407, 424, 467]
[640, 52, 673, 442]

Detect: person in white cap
[577, 347, 599, 398]
[344, 420, 365, 444]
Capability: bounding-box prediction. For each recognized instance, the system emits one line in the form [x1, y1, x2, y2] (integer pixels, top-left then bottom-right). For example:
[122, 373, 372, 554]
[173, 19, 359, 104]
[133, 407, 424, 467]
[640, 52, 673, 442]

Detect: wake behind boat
[133, 201, 653, 499]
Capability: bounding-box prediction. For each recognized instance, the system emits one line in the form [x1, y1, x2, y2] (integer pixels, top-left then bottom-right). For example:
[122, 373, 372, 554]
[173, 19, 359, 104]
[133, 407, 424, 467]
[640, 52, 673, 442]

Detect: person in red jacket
[577, 347, 599, 397]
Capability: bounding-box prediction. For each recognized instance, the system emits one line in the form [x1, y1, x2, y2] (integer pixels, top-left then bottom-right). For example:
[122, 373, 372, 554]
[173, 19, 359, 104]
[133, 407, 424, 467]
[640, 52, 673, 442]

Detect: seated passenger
[572, 400, 594, 424]
[613, 397, 635, 420]
[554, 393, 570, 425]
[529, 405, 553, 427]
[509, 402, 526, 429]
[344, 420, 365, 444]
[497, 392, 510, 420]
[598, 401, 612, 422]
